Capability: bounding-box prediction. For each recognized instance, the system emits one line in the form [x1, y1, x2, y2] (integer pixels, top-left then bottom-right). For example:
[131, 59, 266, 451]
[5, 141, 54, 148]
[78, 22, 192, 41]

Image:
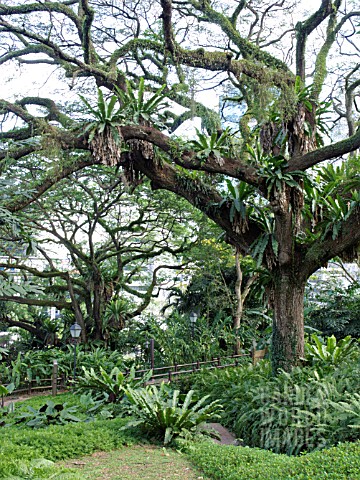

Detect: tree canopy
[0, 0, 359, 371]
[0, 165, 211, 344]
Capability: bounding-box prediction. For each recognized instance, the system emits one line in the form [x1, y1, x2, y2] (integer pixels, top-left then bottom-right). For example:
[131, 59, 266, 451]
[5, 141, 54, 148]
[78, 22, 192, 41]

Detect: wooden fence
[1, 360, 64, 407]
[1, 348, 267, 406]
[132, 348, 266, 383]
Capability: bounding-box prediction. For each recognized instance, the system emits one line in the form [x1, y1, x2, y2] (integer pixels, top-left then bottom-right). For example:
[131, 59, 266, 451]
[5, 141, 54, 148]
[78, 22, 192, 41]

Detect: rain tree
[0, 166, 201, 344]
[0, 0, 359, 370]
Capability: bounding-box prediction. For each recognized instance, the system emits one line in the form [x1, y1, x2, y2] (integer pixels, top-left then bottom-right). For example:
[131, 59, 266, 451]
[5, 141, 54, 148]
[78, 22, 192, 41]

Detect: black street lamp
[189, 312, 198, 339]
[69, 322, 82, 382]
[144, 338, 155, 370]
[134, 345, 142, 360]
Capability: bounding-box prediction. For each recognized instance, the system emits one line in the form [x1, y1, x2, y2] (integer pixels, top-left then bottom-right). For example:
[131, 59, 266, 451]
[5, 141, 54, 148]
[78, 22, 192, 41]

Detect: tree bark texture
[271, 272, 305, 372]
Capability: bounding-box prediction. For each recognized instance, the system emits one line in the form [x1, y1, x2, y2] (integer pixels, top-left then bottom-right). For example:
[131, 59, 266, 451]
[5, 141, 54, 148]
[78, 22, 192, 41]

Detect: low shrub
[331, 392, 360, 438]
[124, 382, 222, 445]
[75, 365, 151, 403]
[190, 361, 272, 402]
[305, 334, 358, 366]
[232, 369, 339, 454]
[187, 440, 360, 480]
[190, 357, 360, 454]
[0, 417, 135, 463]
[0, 346, 126, 388]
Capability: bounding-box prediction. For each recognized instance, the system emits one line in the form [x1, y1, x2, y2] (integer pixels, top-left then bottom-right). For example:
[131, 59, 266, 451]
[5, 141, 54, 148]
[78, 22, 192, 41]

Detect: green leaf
[97, 89, 106, 120]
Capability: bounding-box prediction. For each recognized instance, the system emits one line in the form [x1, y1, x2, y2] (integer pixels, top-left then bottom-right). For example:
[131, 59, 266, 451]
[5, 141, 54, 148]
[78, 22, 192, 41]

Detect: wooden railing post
[252, 339, 256, 366]
[52, 360, 58, 396]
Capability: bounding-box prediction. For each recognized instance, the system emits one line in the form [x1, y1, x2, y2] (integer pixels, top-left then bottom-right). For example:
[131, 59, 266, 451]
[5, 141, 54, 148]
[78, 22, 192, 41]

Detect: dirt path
[207, 423, 237, 445]
[2, 389, 68, 407]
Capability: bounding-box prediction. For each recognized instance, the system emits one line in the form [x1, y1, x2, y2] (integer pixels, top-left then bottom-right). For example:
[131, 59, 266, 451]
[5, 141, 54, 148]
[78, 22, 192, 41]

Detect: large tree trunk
[271, 271, 305, 373]
[93, 282, 105, 341]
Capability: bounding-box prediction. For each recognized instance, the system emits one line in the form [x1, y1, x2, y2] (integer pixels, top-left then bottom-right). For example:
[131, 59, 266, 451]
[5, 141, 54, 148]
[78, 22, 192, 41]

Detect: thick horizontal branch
[0, 295, 71, 308]
[0, 263, 67, 279]
[0, 316, 39, 335]
[123, 141, 261, 253]
[0, 44, 63, 66]
[16, 97, 74, 126]
[303, 207, 360, 279]
[121, 125, 260, 185]
[110, 39, 293, 89]
[0, 99, 35, 123]
[0, 144, 39, 161]
[288, 127, 360, 171]
[0, 2, 81, 33]
[173, 0, 290, 72]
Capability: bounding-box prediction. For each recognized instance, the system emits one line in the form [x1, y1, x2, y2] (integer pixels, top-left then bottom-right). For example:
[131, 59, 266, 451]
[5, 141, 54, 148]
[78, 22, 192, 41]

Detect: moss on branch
[182, 0, 290, 72]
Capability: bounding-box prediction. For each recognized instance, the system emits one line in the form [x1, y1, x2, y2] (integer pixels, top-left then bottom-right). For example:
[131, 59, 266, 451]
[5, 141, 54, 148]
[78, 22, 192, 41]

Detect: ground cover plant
[0, 458, 81, 480]
[187, 440, 360, 480]
[0, 394, 138, 479]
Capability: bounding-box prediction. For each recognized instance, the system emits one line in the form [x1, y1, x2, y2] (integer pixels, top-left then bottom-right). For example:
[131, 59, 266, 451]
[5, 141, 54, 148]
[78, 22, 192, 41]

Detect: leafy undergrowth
[8, 392, 81, 409]
[0, 394, 139, 479]
[2, 391, 360, 480]
[0, 393, 207, 479]
[187, 440, 360, 480]
[62, 445, 209, 480]
[190, 357, 360, 454]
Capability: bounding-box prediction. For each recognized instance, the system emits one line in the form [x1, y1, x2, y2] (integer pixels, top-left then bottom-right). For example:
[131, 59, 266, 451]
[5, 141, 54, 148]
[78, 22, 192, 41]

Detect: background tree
[305, 262, 360, 339]
[0, 0, 359, 370]
[0, 166, 205, 343]
[167, 246, 268, 350]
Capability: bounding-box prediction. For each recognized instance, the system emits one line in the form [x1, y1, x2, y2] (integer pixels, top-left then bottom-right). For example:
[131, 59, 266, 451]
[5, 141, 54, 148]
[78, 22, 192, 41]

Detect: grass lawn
[62, 445, 209, 480]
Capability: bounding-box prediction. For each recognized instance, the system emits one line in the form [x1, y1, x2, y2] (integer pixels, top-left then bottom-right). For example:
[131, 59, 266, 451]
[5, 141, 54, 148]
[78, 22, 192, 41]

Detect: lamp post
[189, 312, 198, 339]
[144, 339, 150, 366]
[134, 345, 142, 362]
[69, 322, 82, 382]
